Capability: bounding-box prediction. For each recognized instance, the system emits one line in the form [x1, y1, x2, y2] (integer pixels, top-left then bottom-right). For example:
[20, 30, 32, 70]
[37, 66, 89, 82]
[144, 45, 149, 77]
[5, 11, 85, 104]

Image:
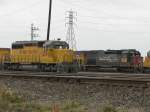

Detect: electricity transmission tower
[66, 10, 77, 50]
[31, 23, 39, 41]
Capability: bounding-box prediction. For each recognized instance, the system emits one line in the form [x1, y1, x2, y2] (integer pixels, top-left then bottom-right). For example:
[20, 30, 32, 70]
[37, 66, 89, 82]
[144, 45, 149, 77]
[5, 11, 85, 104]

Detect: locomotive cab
[42, 40, 76, 64]
[121, 50, 141, 63]
[120, 49, 143, 72]
[43, 40, 69, 49]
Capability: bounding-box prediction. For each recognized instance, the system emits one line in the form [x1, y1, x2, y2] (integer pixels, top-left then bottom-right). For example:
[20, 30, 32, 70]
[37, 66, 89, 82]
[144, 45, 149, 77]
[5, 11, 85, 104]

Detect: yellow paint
[144, 57, 150, 67]
[76, 53, 85, 65]
[11, 46, 76, 65]
[0, 49, 10, 63]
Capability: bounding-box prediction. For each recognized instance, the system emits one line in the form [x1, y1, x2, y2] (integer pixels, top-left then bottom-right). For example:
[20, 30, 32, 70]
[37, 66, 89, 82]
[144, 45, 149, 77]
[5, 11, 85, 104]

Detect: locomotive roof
[12, 40, 68, 45]
[76, 50, 104, 53]
[12, 41, 46, 45]
[12, 40, 69, 49]
[0, 48, 10, 50]
[77, 49, 140, 55]
[43, 40, 69, 48]
[43, 40, 68, 46]
[120, 49, 140, 54]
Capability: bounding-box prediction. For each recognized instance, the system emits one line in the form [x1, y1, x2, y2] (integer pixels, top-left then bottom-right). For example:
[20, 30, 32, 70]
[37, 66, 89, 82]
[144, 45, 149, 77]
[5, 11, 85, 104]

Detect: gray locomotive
[77, 49, 143, 72]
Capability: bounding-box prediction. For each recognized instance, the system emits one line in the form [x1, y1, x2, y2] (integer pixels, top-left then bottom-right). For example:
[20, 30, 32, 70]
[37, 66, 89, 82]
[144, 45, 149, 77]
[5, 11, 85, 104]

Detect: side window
[12, 44, 23, 49]
[54, 45, 65, 49]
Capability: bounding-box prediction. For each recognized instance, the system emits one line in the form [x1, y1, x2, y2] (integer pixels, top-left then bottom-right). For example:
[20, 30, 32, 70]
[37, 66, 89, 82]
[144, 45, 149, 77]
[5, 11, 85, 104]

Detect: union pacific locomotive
[0, 40, 79, 73]
[144, 50, 150, 72]
[0, 48, 10, 69]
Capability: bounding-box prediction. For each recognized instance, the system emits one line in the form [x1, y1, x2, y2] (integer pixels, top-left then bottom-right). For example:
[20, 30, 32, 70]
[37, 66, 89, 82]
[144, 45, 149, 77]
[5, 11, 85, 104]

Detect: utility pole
[66, 10, 77, 50]
[31, 23, 39, 41]
[47, 0, 53, 41]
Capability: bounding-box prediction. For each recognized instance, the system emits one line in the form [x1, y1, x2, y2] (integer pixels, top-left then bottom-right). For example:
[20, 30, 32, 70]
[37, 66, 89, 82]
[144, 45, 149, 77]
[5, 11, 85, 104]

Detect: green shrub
[103, 106, 117, 112]
[0, 86, 51, 112]
[61, 101, 87, 112]
[99, 106, 131, 112]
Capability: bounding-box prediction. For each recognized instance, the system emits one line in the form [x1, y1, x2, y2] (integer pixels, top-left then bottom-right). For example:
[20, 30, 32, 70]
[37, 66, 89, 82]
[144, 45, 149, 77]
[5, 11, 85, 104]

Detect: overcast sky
[0, 0, 150, 55]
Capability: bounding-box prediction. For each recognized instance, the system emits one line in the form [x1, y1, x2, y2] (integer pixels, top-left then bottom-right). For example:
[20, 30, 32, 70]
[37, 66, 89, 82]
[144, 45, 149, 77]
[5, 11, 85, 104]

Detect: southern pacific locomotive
[0, 40, 79, 73]
[1, 40, 150, 73]
[77, 49, 143, 72]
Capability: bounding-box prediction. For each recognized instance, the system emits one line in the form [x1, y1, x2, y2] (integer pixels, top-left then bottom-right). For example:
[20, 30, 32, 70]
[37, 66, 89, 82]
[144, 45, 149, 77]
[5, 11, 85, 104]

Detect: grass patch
[98, 105, 143, 112]
[0, 86, 143, 112]
[61, 100, 87, 112]
[0, 86, 86, 112]
[0, 86, 51, 112]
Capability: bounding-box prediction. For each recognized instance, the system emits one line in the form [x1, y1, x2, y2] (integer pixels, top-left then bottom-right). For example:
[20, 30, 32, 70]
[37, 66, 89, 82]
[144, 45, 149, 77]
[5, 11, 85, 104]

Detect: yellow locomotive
[4, 40, 79, 72]
[0, 48, 10, 69]
[144, 50, 150, 72]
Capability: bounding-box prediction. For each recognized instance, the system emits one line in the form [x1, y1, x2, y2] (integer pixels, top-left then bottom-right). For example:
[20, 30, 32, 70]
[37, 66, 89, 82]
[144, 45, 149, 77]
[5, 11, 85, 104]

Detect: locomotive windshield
[43, 41, 69, 49]
[121, 49, 141, 55]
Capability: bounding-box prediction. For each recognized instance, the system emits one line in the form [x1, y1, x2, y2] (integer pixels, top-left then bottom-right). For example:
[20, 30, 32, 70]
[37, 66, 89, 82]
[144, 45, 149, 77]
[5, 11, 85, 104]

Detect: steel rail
[0, 71, 150, 82]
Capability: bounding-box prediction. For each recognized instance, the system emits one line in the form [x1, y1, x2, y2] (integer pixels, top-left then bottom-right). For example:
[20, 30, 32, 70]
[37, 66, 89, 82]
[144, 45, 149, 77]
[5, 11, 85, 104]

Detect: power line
[80, 24, 150, 33]
[60, 0, 150, 22]
[60, 0, 150, 25]
[79, 20, 150, 26]
[79, 15, 150, 22]
[61, 0, 122, 19]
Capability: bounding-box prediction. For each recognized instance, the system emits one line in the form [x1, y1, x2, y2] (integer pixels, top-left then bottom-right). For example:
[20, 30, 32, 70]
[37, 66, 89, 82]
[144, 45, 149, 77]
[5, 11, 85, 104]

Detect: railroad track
[0, 71, 150, 82]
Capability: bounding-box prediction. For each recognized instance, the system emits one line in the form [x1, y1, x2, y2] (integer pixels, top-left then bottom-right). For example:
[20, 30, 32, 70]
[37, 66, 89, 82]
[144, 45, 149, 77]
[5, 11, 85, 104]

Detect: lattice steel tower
[66, 10, 77, 50]
[31, 23, 39, 41]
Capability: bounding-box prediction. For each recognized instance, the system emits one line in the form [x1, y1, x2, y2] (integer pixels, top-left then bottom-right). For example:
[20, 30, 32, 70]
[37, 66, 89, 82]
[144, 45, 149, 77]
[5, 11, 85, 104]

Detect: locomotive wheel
[10, 64, 20, 71]
[117, 68, 123, 72]
[0, 64, 2, 70]
[143, 67, 150, 73]
[3, 63, 9, 70]
[69, 62, 79, 73]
